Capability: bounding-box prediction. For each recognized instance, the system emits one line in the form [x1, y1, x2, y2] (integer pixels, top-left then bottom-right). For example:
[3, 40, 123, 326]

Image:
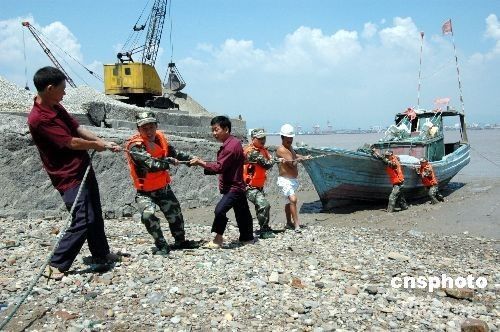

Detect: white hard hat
[280, 124, 295, 137]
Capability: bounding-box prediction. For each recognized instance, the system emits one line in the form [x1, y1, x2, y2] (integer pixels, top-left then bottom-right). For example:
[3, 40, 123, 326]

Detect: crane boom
[142, 0, 167, 65]
[22, 21, 77, 88]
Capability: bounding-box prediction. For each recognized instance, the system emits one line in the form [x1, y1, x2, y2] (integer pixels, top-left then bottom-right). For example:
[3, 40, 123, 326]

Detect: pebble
[0, 221, 496, 331]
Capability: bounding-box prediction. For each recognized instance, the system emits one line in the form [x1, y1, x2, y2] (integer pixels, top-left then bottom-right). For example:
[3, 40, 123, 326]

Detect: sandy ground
[182, 177, 500, 241]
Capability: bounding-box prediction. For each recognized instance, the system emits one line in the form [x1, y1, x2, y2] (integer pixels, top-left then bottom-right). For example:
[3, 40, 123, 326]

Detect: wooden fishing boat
[296, 108, 470, 209]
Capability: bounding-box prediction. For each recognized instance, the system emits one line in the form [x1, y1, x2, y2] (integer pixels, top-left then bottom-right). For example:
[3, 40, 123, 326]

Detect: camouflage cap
[384, 150, 393, 156]
[136, 111, 158, 127]
[251, 128, 266, 138]
[420, 158, 428, 163]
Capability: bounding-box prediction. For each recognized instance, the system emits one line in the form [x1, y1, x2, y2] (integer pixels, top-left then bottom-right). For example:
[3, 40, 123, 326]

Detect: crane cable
[22, 28, 29, 90]
[163, 0, 174, 83]
[123, 0, 151, 53]
[34, 26, 103, 82]
[169, 0, 174, 63]
[28, 24, 103, 84]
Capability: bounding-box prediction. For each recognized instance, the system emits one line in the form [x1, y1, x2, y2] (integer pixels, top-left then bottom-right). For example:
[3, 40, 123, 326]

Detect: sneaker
[153, 247, 170, 256]
[294, 228, 302, 234]
[239, 239, 256, 246]
[105, 252, 122, 262]
[91, 252, 122, 265]
[284, 224, 295, 231]
[174, 240, 201, 249]
[259, 231, 276, 239]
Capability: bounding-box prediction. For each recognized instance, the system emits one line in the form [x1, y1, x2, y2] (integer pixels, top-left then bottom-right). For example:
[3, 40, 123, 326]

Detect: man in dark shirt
[190, 116, 254, 248]
[27, 66, 121, 280]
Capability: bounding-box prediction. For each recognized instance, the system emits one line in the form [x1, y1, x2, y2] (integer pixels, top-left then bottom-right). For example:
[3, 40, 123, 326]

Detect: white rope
[0, 151, 96, 331]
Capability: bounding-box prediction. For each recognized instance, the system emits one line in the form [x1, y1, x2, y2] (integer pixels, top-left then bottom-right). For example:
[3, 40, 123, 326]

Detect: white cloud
[484, 14, 500, 58]
[40, 21, 82, 61]
[0, 17, 90, 89]
[215, 39, 266, 69]
[469, 14, 500, 63]
[0, 17, 32, 66]
[362, 22, 377, 39]
[485, 14, 500, 39]
[379, 17, 421, 51]
[193, 26, 362, 78]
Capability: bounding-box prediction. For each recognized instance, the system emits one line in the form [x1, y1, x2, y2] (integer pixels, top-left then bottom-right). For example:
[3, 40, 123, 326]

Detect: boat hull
[297, 144, 470, 209]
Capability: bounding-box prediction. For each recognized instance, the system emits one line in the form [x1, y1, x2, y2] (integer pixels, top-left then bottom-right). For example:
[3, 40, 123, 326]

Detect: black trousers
[212, 191, 254, 241]
[50, 172, 110, 271]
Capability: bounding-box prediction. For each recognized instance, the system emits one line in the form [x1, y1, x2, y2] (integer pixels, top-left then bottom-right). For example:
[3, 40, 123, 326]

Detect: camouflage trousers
[388, 183, 408, 212]
[246, 187, 271, 230]
[135, 185, 185, 249]
[427, 185, 444, 204]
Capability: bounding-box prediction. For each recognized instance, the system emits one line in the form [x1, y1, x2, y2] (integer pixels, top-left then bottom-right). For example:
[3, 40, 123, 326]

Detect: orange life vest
[126, 132, 171, 191]
[418, 162, 438, 187]
[243, 144, 271, 188]
[385, 155, 404, 185]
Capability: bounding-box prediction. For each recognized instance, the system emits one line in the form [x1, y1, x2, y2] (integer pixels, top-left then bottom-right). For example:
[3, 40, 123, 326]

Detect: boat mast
[417, 31, 424, 109]
[442, 19, 468, 142]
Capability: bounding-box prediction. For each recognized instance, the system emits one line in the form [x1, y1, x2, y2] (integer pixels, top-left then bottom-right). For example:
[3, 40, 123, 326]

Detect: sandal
[43, 265, 65, 281]
[202, 241, 222, 249]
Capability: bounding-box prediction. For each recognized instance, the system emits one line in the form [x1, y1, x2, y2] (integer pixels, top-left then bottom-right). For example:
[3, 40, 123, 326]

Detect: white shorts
[277, 176, 299, 200]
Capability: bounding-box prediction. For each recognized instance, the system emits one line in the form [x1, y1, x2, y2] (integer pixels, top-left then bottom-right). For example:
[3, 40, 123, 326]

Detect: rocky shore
[0, 213, 498, 331]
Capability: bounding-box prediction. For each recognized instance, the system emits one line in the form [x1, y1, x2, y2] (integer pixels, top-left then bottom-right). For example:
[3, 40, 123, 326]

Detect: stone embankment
[0, 76, 312, 219]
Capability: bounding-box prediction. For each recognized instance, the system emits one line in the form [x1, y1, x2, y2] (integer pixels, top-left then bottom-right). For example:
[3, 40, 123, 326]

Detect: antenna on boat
[442, 19, 465, 114]
[417, 31, 424, 109]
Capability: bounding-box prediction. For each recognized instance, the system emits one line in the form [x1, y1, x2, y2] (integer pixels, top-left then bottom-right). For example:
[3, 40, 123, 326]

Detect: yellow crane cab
[104, 61, 162, 106]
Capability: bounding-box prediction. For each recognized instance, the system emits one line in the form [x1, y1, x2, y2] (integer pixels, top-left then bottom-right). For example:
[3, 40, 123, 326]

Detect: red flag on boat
[434, 97, 450, 111]
[442, 19, 452, 35]
[404, 107, 417, 120]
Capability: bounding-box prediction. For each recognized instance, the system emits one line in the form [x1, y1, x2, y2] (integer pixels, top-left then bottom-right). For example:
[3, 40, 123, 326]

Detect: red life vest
[243, 144, 271, 188]
[419, 162, 438, 187]
[385, 155, 404, 185]
[126, 132, 171, 191]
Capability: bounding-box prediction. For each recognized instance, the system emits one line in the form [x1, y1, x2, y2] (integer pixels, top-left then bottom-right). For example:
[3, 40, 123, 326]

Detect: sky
[1, 0, 499, 131]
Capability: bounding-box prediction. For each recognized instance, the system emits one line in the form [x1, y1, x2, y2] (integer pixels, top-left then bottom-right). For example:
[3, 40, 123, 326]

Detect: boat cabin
[371, 108, 468, 162]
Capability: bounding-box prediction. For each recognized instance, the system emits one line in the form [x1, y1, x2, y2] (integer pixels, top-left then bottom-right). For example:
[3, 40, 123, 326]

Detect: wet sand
[183, 177, 500, 241]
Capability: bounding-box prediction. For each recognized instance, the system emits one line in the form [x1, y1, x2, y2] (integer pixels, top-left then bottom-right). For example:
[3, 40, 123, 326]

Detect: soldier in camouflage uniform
[126, 111, 195, 255]
[243, 129, 281, 239]
[372, 149, 409, 212]
[415, 158, 444, 204]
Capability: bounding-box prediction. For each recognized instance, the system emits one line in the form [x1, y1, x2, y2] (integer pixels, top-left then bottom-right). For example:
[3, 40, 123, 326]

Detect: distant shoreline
[264, 127, 500, 136]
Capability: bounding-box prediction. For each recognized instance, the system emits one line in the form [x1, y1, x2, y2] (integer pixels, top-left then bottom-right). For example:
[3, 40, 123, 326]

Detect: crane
[22, 21, 77, 88]
[104, 0, 185, 107]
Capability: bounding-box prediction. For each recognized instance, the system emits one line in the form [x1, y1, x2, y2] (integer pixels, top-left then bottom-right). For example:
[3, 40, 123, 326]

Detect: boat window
[410, 118, 418, 132]
[417, 115, 442, 139]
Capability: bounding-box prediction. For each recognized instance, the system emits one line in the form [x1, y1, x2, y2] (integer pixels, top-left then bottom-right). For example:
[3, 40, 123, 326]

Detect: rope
[0, 151, 96, 331]
[470, 146, 500, 168]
